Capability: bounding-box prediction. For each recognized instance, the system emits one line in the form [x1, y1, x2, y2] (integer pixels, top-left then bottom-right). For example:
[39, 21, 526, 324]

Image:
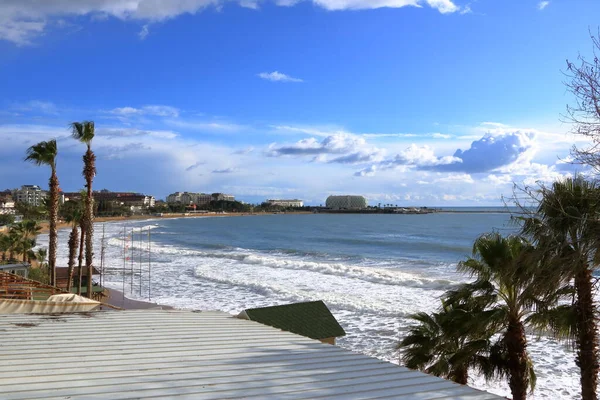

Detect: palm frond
[70, 121, 95, 144]
[24, 140, 57, 166]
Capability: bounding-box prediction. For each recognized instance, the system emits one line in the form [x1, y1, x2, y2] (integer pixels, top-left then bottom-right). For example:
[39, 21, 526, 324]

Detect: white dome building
[326, 195, 367, 210]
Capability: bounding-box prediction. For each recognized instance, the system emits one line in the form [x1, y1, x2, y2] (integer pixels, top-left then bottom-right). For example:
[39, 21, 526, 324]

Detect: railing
[0, 271, 66, 300]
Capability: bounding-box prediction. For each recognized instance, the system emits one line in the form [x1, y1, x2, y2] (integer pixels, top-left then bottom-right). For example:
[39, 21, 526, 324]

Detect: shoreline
[103, 287, 174, 310]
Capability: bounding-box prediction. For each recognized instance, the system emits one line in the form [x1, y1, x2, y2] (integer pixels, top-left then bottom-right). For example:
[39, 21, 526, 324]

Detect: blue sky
[0, 0, 598, 205]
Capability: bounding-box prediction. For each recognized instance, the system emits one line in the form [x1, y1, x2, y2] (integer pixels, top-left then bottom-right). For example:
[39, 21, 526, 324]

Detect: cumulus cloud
[267, 133, 383, 165]
[258, 71, 303, 83]
[352, 131, 537, 176]
[0, 0, 461, 45]
[436, 131, 535, 173]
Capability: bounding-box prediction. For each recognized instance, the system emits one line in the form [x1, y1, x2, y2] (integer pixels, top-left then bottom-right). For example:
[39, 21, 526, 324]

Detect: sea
[38, 211, 579, 399]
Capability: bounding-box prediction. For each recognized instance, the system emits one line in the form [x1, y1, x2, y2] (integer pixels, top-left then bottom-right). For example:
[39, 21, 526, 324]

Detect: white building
[326, 195, 367, 210]
[0, 195, 15, 215]
[166, 192, 184, 203]
[212, 193, 235, 202]
[167, 192, 218, 205]
[13, 185, 47, 207]
[267, 199, 304, 207]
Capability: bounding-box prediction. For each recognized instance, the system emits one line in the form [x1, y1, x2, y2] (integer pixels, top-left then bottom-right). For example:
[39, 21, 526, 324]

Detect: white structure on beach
[326, 195, 367, 210]
[267, 199, 304, 207]
[12, 185, 47, 207]
[0, 309, 503, 399]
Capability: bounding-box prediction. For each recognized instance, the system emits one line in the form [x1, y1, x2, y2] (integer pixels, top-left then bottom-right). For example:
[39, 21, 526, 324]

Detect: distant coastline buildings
[62, 189, 155, 213]
[166, 192, 235, 206]
[267, 199, 304, 208]
[326, 195, 367, 210]
[13, 185, 47, 207]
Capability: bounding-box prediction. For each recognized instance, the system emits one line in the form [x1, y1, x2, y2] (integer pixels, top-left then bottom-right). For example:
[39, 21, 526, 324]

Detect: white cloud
[538, 1, 550, 10]
[212, 167, 238, 174]
[186, 161, 206, 171]
[258, 71, 303, 83]
[233, 146, 255, 155]
[109, 105, 179, 117]
[311, 0, 458, 13]
[434, 173, 474, 184]
[0, 116, 581, 206]
[354, 165, 377, 177]
[97, 128, 179, 139]
[166, 119, 244, 132]
[239, 0, 260, 9]
[12, 100, 58, 115]
[424, 0, 459, 14]
[138, 24, 149, 39]
[0, 0, 461, 45]
[267, 133, 384, 165]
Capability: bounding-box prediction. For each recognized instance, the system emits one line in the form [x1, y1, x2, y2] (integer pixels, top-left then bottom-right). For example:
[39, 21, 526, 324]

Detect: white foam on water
[35, 220, 583, 399]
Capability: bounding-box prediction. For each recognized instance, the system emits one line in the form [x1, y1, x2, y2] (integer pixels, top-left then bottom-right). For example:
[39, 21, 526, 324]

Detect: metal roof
[0, 310, 502, 400]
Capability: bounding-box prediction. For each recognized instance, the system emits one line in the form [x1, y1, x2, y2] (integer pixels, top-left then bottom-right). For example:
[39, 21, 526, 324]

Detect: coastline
[37, 211, 314, 234]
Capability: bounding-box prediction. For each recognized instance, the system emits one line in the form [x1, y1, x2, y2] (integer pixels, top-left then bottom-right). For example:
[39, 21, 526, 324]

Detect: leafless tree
[565, 29, 600, 171]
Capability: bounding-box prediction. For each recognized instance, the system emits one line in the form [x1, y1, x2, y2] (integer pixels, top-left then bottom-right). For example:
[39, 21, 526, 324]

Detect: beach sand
[103, 287, 174, 310]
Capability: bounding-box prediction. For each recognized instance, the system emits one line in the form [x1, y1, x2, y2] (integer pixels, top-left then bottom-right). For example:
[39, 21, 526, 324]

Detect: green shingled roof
[241, 301, 346, 340]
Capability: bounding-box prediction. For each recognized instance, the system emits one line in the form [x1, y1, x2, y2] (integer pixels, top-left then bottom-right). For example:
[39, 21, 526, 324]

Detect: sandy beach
[103, 287, 173, 310]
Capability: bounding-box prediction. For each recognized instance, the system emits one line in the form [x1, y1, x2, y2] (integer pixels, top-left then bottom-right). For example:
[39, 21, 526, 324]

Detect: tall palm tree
[70, 121, 96, 298]
[445, 233, 539, 400]
[65, 202, 82, 292]
[25, 139, 59, 286]
[521, 177, 600, 400]
[399, 299, 492, 385]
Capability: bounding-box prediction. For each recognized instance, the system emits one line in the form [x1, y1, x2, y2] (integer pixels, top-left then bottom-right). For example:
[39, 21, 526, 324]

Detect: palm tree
[65, 202, 82, 292]
[521, 177, 600, 400]
[10, 221, 41, 264]
[0, 233, 11, 263]
[70, 121, 96, 298]
[25, 139, 59, 286]
[445, 233, 538, 400]
[399, 299, 491, 385]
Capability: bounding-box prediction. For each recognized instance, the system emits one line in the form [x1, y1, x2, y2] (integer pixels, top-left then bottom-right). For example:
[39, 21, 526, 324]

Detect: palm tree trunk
[453, 366, 468, 385]
[506, 317, 529, 400]
[575, 268, 599, 400]
[77, 224, 85, 296]
[84, 146, 95, 298]
[48, 167, 59, 287]
[66, 225, 78, 292]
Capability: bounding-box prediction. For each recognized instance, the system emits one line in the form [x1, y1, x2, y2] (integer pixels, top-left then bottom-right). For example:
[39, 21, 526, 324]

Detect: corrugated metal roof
[0, 310, 502, 399]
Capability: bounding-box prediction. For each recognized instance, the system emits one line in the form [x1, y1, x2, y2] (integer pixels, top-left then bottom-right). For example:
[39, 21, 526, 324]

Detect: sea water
[38, 213, 580, 399]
